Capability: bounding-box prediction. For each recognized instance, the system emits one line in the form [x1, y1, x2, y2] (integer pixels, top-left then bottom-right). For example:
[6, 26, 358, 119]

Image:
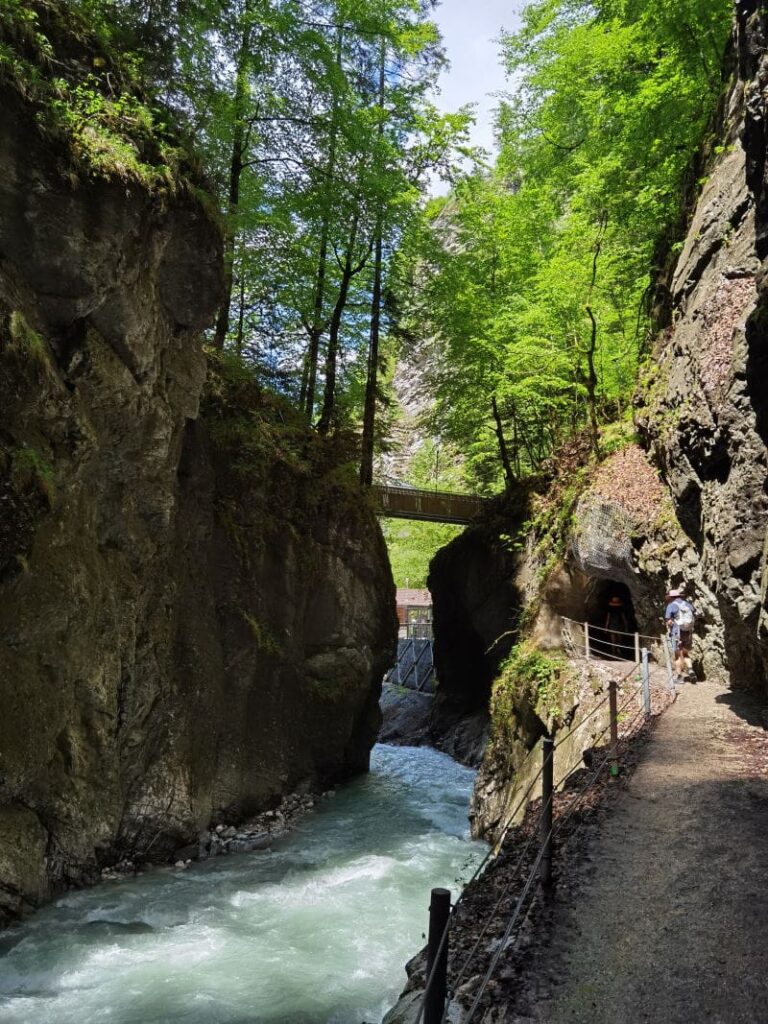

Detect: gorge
[2, 0, 768, 1022]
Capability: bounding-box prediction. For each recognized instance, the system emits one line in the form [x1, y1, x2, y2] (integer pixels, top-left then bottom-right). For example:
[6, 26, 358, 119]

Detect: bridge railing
[371, 484, 485, 524]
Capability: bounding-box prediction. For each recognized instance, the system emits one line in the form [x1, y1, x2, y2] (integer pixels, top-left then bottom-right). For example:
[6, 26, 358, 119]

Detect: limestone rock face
[426, 503, 526, 761]
[0, 88, 396, 923]
[638, 2, 768, 690]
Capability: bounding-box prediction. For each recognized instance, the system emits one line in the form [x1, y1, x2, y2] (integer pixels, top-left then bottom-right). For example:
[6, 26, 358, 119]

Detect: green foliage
[5, 311, 54, 378]
[491, 641, 576, 744]
[382, 518, 462, 588]
[397, 0, 731, 490]
[11, 444, 55, 507]
[0, 0, 196, 187]
[240, 611, 284, 657]
[47, 77, 180, 184]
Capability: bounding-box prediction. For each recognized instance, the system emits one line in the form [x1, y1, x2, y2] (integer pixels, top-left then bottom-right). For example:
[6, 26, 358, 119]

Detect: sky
[431, 0, 523, 161]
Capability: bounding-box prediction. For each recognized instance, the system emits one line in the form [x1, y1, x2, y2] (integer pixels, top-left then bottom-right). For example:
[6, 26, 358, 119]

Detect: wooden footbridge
[370, 484, 485, 525]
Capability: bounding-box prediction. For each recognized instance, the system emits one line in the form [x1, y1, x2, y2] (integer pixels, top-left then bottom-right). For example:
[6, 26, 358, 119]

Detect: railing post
[642, 647, 651, 717]
[424, 887, 451, 1024]
[634, 632, 640, 665]
[609, 680, 619, 777]
[540, 737, 554, 888]
[585, 622, 591, 660]
[662, 633, 675, 690]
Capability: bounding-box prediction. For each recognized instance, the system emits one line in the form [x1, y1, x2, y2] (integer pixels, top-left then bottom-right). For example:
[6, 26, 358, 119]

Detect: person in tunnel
[604, 595, 630, 659]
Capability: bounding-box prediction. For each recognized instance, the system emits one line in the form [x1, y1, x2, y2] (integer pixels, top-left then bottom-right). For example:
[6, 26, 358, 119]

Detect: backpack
[676, 600, 694, 629]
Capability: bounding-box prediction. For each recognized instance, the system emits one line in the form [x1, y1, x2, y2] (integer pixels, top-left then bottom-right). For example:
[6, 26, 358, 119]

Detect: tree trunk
[584, 306, 601, 458]
[317, 213, 361, 435]
[359, 224, 383, 484]
[213, 11, 252, 350]
[303, 25, 344, 418]
[235, 258, 246, 356]
[360, 40, 386, 486]
[492, 395, 515, 489]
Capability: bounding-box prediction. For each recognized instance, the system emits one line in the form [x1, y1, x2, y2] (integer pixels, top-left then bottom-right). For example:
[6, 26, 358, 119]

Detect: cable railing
[560, 614, 670, 666]
[460, 691, 651, 1024]
[414, 631, 668, 1024]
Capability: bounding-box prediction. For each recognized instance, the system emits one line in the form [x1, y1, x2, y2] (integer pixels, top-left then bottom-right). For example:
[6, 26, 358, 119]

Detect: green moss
[6, 311, 54, 378]
[240, 612, 284, 658]
[491, 641, 577, 745]
[11, 444, 55, 506]
[306, 676, 348, 703]
[598, 418, 639, 457]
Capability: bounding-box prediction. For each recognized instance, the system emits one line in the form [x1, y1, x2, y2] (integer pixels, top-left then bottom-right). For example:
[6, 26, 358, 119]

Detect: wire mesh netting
[570, 496, 633, 576]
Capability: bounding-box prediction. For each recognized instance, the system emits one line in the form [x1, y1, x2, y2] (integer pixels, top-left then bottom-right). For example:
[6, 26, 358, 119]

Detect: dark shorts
[678, 630, 692, 650]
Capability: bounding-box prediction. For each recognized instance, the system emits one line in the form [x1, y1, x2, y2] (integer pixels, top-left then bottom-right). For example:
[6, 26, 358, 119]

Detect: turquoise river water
[0, 744, 486, 1024]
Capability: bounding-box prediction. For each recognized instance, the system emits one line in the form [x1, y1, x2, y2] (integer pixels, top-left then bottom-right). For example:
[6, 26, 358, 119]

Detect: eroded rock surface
[638, 1, 768, 693]
[0, 81, 396, 923]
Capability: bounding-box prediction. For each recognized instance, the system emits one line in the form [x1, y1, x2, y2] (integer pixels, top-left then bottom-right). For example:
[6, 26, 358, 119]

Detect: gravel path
[506, 679, 768, 1024]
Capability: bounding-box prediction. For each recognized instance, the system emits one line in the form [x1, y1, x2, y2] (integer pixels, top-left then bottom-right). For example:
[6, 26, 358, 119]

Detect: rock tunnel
[584, 579, 639, 660]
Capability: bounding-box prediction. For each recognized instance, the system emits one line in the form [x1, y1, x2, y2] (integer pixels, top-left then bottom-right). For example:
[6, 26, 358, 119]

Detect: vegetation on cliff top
[203, 348, 370, 534]
[0, 0, 200, 188]
[1, 0, 733, 500]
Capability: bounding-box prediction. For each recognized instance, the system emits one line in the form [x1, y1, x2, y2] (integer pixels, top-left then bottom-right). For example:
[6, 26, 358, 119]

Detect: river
[0, 744, 486, 1024]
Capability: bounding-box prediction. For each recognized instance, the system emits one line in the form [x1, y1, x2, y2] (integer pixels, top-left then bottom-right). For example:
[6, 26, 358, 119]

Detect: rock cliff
[638, 0, 768, 692]
[0, 16, 396, 923]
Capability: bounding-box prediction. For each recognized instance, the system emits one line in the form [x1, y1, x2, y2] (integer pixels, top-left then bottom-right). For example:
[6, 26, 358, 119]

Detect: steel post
[634, 632, 640, 665]
[424, 887, 451, 1024]
[609, 680, 619, 777]
[642, 647, 651, 717]
[585, 622, 591, 660]
[662, 633, 675, 690]
[540, 737, 554, 888]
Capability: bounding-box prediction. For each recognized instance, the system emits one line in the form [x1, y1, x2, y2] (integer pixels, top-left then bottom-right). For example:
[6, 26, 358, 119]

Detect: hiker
[604, 595, 629, 658]
[665, 587, 696, 682]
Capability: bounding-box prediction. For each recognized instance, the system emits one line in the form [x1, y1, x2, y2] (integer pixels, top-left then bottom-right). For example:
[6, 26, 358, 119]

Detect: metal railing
[560, 615, 669, 668]
[370, 484, 485, 525]
[385, 638, 435, 692]
[416, 643, 663, 1024]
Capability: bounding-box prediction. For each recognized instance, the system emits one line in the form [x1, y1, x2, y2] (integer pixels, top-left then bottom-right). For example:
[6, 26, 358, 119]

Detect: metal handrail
[459, 684, 652, 1023]
[375, 483, 484, 502]
[418, 628, 665, 1024]
[561, 614, 663, 646]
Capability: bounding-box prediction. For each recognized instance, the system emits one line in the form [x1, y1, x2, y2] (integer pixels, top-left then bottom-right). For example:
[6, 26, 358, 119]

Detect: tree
[395, 0, 731, 490]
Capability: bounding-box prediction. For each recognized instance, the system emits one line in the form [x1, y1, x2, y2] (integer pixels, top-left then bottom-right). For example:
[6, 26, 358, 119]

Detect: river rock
[381, 990, 422, 1024]
[379, 686, 433, 746]
[226, 834, 272, 854]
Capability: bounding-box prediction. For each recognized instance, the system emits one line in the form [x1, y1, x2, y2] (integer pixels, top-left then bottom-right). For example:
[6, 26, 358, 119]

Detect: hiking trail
[502, 679, 768, 1024]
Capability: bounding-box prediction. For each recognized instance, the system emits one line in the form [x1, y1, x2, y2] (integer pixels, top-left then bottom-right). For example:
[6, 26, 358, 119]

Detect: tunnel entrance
[585, 579, 638, 661]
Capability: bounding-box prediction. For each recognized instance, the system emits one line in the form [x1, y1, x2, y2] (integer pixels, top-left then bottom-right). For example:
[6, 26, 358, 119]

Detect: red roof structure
[396, 588, 432, 608]
[395, 589, 433, 637]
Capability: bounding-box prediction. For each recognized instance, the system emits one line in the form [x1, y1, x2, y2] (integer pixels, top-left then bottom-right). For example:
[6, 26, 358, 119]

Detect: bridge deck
[370, 484, 484, 525]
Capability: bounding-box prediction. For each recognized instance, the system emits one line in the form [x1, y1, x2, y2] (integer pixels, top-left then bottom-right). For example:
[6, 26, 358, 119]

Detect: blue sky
[431, 0, 524, 159]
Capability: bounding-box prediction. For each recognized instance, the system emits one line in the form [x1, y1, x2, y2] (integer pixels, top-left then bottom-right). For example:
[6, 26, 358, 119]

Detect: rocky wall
[638, 0, 768, 692]
[0, 81, 396, 923]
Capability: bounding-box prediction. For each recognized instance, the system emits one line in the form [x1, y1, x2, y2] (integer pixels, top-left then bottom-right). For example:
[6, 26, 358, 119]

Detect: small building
[396, 588, 433, 640]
